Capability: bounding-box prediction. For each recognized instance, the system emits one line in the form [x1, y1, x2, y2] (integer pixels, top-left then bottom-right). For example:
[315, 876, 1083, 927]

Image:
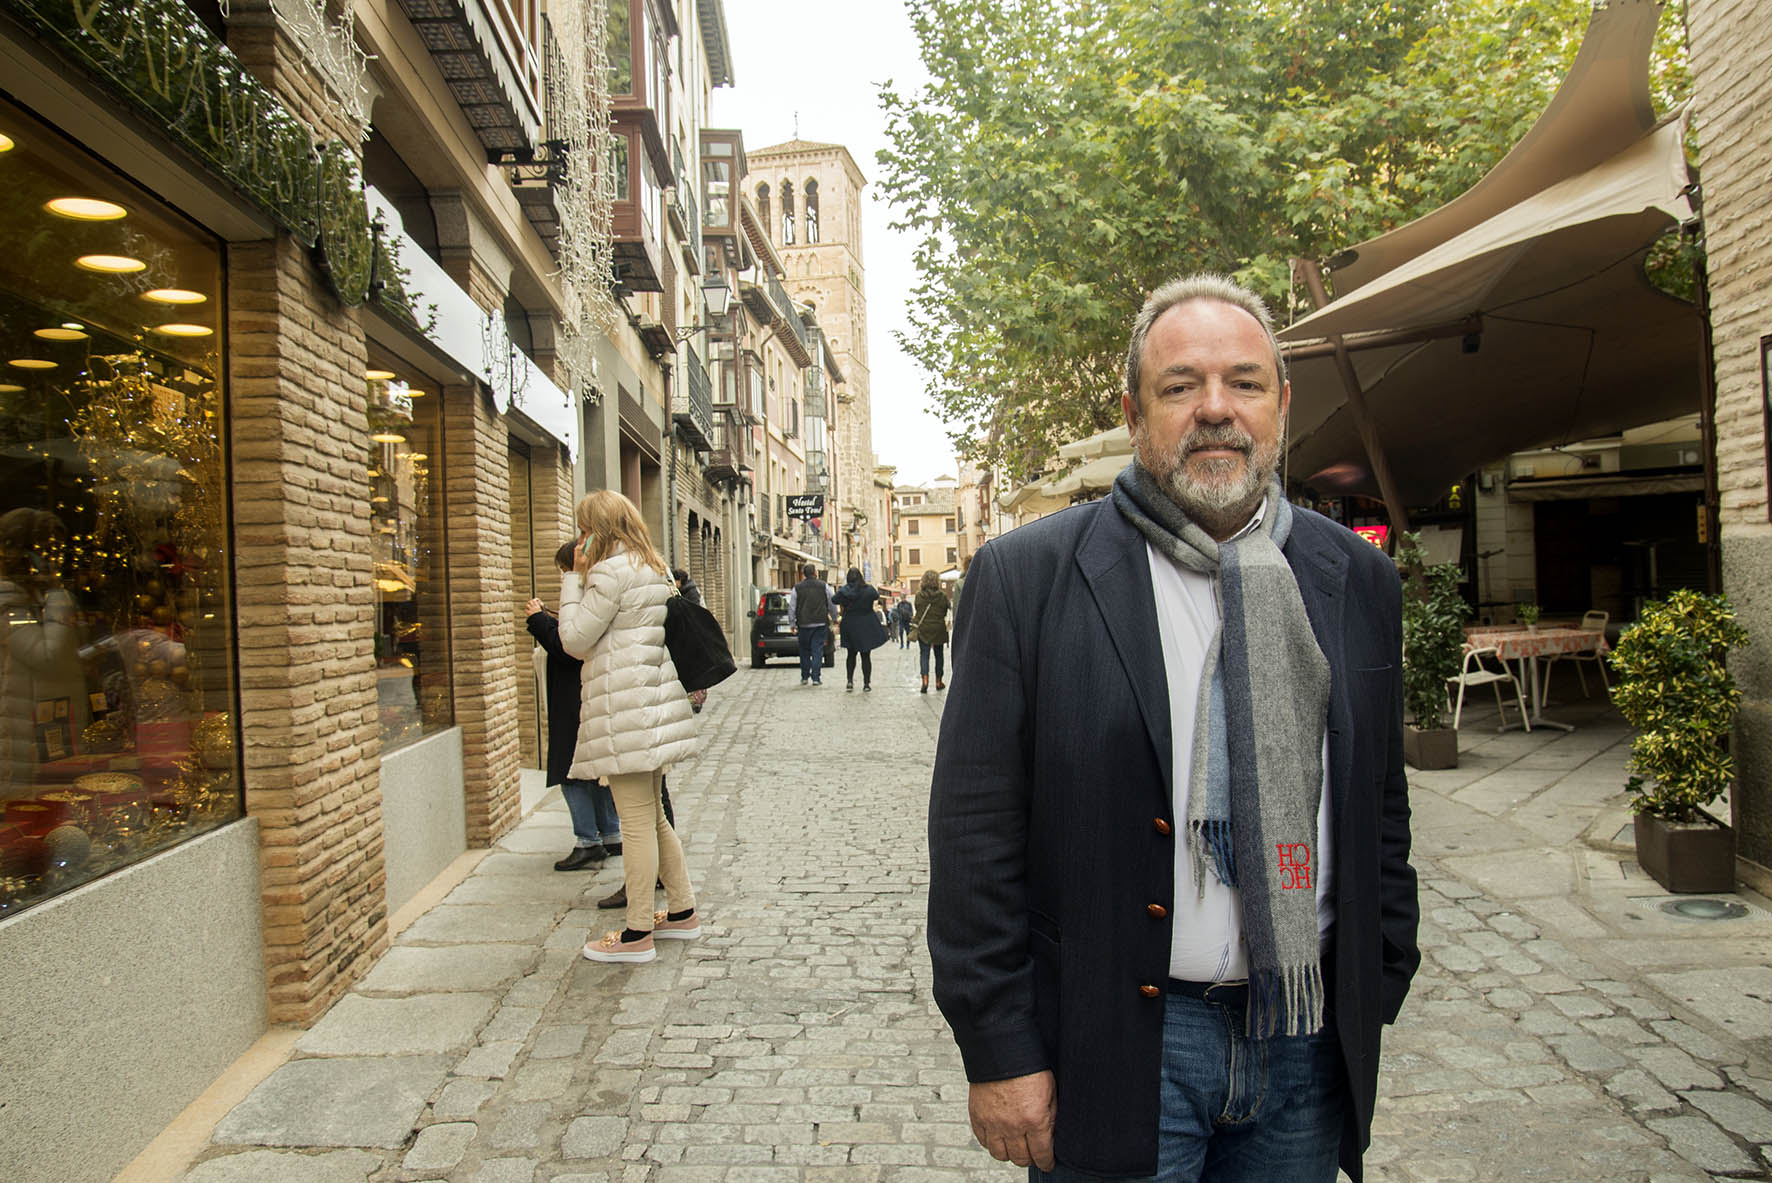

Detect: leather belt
[1165, 978, 1249, 1007]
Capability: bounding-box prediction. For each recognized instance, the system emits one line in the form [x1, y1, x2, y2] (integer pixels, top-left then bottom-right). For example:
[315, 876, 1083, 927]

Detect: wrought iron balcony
[399, 0, 545, 152]
[706, 409, 748, 484]
[673, 342, 715, 451]
[737, 267, 812, 367]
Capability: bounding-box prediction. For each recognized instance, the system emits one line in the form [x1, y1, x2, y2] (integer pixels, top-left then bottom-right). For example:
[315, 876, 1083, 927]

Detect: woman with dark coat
[832, 567, 888, 692]
[527, 542, 621, 870]
[913, 568, 951, 693]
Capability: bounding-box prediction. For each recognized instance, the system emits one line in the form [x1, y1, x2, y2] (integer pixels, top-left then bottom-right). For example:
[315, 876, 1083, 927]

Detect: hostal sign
[785, 494, 824, 521]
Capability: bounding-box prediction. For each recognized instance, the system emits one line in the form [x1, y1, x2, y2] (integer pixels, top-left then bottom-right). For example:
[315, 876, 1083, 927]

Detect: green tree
[879, 0, 1690, 480]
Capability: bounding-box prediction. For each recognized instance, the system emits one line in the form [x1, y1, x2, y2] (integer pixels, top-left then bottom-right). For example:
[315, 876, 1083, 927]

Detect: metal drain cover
[1660, 898, 1748, 921]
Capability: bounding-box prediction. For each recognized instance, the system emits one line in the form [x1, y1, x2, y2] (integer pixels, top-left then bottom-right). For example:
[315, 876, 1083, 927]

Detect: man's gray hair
[1123, 273, 1287, 400]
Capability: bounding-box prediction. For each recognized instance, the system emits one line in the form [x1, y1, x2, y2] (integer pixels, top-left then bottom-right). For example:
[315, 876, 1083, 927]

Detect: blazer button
[1139, 984, 1161, 998]
[1153, 817, 1172, 835]
[1146, 903, 1167, 919]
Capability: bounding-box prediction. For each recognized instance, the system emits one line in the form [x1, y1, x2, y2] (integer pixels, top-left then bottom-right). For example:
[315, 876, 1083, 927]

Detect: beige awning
[1041, 453, 1127, 499]
[1057, 424, 1134, 461]
[1279, 1, 1702, 507]
[1506, 472, 1702, 501]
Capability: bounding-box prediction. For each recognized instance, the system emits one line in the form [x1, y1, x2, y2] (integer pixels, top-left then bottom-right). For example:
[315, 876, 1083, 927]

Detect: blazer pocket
[1351, 663, 1394, 674]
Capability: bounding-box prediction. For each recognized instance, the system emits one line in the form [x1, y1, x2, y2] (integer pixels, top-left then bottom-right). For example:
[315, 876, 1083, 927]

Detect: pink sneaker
[582, 929, 656, 963]
[651, 910, 701, 940]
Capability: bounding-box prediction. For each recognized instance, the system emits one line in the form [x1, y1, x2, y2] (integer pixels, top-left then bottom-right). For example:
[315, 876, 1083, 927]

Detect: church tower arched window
[781, 179, 796, 245]
[804, 178, 820, 243]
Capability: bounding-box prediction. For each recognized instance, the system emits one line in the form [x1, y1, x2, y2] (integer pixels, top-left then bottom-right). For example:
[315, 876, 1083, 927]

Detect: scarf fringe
[1189, 818, 1237, 892]
[1247, 961, 1325, 1038]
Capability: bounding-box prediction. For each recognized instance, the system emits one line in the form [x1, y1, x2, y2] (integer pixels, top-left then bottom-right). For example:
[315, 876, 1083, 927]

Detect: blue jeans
[919, 641, 945, 680]
[798, 625, 828, 682]
[1033, 991, 1343, 1183]
[561, 778, 620, 847]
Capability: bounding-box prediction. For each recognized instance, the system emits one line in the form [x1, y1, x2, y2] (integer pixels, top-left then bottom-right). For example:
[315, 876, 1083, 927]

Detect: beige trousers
[606, 769, 694, 932]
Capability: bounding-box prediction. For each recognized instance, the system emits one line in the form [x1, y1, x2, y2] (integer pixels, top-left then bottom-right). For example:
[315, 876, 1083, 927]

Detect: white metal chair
[1544, 610, 1610, 698]
[1446, 645, 1532, 732]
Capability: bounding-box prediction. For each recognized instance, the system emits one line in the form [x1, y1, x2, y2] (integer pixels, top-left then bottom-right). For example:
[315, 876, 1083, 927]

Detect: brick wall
[510, 442, 540, 769]
[1691, 0, 1772, 533]
[1691, 0, 1772, 874]
[228, 236, 384, 1024]
[443, 385, 523, 845]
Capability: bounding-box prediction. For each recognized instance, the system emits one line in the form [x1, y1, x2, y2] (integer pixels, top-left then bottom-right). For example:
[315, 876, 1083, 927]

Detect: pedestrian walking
[894, 597, 913, 648]
[913, 569, 950, 693]
[671, 567, 703, 605]
[559, 490, 702, 965]
[926, 275, 1420, 1181]
[526, 542, 621, 871]
[832, 566, 887, 692]
[788, 561, 834, 685]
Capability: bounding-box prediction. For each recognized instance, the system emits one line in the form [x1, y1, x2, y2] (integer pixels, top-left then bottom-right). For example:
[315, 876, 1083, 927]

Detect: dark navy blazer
[927, 497, 1420, 1181]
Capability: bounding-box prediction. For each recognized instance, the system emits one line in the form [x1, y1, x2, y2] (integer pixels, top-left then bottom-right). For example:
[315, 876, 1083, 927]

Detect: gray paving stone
[489, 1101, 553, 1150]
[1602, 1068, 1680, 1113]
[432, 1079, 498, 1120]
[183, 1149, 384, 1182]
[402, 1122, 477, 1172]
[1680, 1089, 1772, 1142]
[473, 1157, 539, 1183]
[212, 1056, 451, 1148]
[1630, 1046, 1726, 1091]
[456, 1040, 524, 1079]
[357, 944, 536, 994]
[563, 1115, 630, 1158]
[1547, 1033, 1629, 1073]
[531, 1024, 591, 1059]
[1645, 1116, 1756, 1174]
[296, 993, 501, 1057]
[401, 904, 560, 945]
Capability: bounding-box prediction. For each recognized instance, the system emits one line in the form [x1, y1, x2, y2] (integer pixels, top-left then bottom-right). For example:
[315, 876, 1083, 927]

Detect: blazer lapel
[1077, 504, 1174, 792]
[1283, 517, 1352, 825]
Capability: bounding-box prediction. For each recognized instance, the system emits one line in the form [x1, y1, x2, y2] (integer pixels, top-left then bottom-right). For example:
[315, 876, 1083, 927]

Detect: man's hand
[968, 1071, 1056, 1171]
[524, 598, 544, 617]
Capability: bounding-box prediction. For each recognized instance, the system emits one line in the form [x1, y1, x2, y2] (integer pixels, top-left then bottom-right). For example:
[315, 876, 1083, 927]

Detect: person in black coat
[832, 567, 888, 691]
[927, 277, 1418, 1182]
[527, 542, 621, 871]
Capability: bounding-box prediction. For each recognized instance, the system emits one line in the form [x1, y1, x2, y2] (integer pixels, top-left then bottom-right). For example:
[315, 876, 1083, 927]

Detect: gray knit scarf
[1112, 463, 1331, 1037]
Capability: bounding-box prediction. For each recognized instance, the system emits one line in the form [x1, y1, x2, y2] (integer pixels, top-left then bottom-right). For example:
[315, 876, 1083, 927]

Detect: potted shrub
[1517, 602, 1541, 632]
[1398, 533, 1467, 770]
[1611, 589, 1750, 893]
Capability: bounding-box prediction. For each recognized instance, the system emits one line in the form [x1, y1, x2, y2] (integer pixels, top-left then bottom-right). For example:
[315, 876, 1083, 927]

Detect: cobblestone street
[168, 647, 1772, 1183]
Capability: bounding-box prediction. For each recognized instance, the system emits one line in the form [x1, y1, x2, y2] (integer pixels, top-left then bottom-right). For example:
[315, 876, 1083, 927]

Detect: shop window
[0, 98, 237, 917]
[366, 366, 451, 748]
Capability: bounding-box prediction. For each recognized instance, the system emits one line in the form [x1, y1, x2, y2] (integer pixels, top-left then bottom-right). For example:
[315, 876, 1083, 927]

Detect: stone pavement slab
[209, 1055, 451, 1148]
[295, 992, 501, 1056]
[181, 1149, 385, 1182]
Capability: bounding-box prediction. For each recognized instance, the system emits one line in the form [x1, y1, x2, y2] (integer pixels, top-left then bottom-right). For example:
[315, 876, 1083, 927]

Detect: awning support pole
[1292, 259, 1412, 547]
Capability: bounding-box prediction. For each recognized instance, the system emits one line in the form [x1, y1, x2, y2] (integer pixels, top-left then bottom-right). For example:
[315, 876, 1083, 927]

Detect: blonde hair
[920, 569, 940, 592]
[575, 490, 668, 577]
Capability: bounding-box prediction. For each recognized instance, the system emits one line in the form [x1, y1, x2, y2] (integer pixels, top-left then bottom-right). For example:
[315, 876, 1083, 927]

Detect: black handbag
[664, 593, 736, 691]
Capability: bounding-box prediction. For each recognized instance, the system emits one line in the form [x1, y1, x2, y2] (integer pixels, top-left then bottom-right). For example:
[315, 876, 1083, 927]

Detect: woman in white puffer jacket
[558, 490, 700, 964]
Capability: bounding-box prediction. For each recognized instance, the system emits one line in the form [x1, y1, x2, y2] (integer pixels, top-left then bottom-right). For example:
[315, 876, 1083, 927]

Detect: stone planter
[1403, 725, 1458, 770]
[1634, 810, 1734, 894]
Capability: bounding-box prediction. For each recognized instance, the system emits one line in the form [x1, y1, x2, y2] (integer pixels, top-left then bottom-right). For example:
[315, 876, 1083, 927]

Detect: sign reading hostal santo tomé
[785, 494, 825, 521]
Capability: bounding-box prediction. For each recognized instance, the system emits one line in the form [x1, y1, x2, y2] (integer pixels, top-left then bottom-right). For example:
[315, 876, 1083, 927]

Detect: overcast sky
[709, 0, 954, 488]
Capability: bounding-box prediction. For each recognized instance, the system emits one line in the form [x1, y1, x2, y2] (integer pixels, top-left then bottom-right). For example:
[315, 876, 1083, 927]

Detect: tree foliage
[878, 0, 1691, 479]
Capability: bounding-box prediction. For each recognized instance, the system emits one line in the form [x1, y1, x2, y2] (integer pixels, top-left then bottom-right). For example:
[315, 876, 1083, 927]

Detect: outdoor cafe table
[1462, 626, 1609, 732]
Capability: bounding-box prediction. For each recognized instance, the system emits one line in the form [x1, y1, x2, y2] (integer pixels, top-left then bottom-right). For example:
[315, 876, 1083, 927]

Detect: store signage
[785, 494, 824, 521]
[1353, 525, 1389, 550]
[16, 0, 380, 306]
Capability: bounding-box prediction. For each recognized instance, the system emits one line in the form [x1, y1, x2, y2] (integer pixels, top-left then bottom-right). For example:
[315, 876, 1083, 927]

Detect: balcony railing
[765, 271, 810, 359]
[738, 267, 812, 367]
[399, 0, 544, 151]
[673, 342, 715, 451]
[707, 409, 748, 483]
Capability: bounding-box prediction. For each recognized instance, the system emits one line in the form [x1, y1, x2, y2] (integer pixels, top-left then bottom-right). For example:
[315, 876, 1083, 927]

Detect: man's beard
[1132, 420, 1281, 535]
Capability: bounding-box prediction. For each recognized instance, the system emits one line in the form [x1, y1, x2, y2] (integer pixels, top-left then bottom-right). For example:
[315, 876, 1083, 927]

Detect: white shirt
[1147, 517, 1334, 983]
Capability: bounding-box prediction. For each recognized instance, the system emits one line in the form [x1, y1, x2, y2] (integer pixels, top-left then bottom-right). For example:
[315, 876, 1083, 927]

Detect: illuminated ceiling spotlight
[150, 323, 214, 338]
[8, 358, 57, 370]
[46, 196, 127, 221]
[75, 254, 146, 274]
[34, 327, 88, 341]
[365, 369, 397, 381]
[370, 431, 407, 444]
[0, 384, 24, 393]
[143, 289, 207, 305]
[0, 134, 14, 152]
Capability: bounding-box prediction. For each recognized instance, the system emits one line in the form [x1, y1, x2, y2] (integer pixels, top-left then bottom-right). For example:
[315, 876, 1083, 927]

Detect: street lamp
[673, 273, 732, 342]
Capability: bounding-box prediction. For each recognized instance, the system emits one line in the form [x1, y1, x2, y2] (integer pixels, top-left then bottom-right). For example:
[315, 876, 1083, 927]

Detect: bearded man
[927, 274, 1419, 1183]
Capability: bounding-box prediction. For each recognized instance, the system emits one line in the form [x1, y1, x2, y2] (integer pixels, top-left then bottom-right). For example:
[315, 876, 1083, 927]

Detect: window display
[366, 365, 450, 747]
[0, 99, 236, 916]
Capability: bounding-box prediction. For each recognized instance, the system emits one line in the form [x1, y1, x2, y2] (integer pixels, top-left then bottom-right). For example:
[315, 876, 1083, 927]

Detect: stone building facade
[1689, 0, 1772, 883]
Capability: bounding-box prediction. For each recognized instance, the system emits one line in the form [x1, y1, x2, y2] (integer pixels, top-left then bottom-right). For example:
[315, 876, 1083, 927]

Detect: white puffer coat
[558, 548, 699, 779]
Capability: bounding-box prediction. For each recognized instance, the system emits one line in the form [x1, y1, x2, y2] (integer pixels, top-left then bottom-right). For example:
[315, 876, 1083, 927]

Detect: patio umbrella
[1278, 0, 1702, 510]
[1056, 424, 1133, 461]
